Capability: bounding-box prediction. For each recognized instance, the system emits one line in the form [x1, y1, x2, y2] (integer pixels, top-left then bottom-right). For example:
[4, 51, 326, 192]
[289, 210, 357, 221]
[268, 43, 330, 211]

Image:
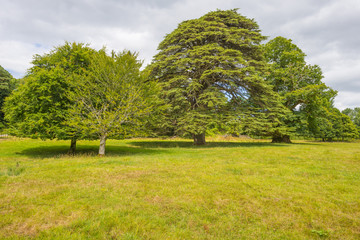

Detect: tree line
[1, 9, 359, 155]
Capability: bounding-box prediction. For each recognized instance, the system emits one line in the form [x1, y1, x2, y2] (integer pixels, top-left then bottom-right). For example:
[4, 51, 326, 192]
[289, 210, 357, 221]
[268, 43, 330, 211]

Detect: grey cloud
[1, 0, 360, 109]
[282, 1, 360, 54]
[335, 91, 360, 110]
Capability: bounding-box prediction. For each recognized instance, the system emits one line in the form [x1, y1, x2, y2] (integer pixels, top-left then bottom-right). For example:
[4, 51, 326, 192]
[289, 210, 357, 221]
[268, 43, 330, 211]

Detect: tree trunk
[68, 138, 77, 154]
[193, 133, 206, 145]
[99, 134, 107, 156]
[272, 134, 292, 143]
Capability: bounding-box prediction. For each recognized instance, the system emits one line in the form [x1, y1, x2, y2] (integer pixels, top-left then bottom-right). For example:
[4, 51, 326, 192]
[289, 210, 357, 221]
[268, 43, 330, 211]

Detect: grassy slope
[0, 137, 359, 239]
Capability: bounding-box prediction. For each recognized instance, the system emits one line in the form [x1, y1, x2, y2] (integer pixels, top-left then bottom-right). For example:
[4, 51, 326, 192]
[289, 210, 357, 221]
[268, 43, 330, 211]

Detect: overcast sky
[1, 0, 359, 109]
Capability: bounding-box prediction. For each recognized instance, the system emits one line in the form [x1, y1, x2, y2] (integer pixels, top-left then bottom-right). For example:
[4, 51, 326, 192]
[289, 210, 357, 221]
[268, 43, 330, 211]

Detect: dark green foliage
[342, 108, 360, 132]
[4, 42, 95, 151]
[148, 9, 288, 144]
[0, 65, 13, 79]
[0, 65, 17, 129]
[311, 105, 358, 141]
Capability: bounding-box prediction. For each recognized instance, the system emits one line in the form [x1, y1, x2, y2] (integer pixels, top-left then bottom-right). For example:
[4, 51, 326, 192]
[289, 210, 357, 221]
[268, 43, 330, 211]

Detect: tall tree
[148, 9, 286, 145]
[264, 36, 336, 142]
[0, 66, 17, 129]
[67, 50, 156, 156]
[4, 42, 95, 152]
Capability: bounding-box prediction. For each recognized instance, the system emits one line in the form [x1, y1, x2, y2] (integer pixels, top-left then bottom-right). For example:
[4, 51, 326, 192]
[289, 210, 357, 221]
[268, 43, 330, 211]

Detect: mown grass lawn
[0, 137, 359, 239]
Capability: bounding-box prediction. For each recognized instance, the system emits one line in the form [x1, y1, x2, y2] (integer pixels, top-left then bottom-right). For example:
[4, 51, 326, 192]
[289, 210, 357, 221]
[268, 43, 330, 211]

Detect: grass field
[0, 137, 360, 239]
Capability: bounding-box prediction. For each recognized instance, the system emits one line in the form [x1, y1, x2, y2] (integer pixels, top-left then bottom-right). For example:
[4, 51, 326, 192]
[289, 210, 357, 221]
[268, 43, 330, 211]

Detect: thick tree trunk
[272, 134, 292, 143]
[99, 134, 107, 156]
[193, 133, 206, 145]
[68, 138, 77, 154]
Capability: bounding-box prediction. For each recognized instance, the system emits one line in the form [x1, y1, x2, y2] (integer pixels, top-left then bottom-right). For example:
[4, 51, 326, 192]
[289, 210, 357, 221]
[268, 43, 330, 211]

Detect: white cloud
[0, 41, 48, 78]
[1, 0, 360, 109]
[334, 91, 360, 110]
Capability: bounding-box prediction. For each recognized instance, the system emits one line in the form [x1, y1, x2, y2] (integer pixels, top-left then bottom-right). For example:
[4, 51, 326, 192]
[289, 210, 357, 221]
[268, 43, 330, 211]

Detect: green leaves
[342, 107, 360, 130]
[4, 42, 95, 140]
[0, 65, 17, 128]
[67, 50, 157, 151]
[309, 106, 359, 141]
[148, 9, 282, 141]
[264, 36, 305, 67]
[262, 36, 356, 140]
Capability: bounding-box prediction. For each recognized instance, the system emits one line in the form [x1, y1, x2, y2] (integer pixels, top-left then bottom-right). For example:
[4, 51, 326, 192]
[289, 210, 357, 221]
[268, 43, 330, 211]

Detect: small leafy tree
[148, 9, 287, 144]
[4, 42, 95, 152]
[67, 50, 156, 156]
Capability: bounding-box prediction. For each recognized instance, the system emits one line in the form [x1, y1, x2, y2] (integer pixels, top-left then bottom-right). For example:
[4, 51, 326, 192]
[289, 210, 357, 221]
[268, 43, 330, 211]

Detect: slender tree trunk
[68, 138, 77, 154]
[272, 134, 292, 143]
[193, 133, 206, 145]
[99, 134, 107, 156]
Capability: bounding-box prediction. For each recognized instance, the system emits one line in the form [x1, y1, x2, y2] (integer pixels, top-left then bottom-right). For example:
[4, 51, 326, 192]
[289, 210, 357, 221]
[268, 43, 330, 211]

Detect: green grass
[0, 137, 360, 239]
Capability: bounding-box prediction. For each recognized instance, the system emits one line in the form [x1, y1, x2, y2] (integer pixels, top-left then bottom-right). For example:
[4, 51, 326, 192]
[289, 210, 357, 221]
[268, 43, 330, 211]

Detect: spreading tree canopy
[4, 42, 95, 152]
[148, 9, 287, 145]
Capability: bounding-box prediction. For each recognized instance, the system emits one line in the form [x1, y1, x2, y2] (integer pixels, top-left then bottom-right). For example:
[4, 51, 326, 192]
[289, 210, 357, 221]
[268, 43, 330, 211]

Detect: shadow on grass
[127, 140, 299, 149]
[15, 140, 316, 159]
[16, 144, 166, 159]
